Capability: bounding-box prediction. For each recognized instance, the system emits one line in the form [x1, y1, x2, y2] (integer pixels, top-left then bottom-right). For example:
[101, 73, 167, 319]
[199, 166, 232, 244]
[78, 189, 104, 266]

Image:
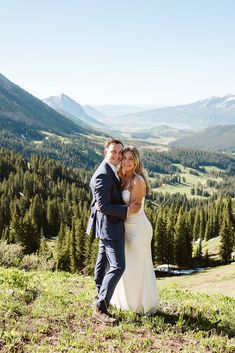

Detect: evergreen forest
[0, 136, 235, 273]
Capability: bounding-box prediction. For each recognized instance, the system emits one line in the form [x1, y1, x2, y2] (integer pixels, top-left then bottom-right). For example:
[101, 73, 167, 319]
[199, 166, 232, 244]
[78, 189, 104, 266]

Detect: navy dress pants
[94, 237, 125, 312]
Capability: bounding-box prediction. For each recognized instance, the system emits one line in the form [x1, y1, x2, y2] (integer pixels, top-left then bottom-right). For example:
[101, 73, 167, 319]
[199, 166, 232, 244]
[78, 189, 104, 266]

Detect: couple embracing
[87, 138, 159, 326]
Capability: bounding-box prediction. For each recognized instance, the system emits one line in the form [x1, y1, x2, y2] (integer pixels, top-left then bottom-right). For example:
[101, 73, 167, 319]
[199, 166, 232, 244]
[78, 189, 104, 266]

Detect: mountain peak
[44, 93, 82, 107]
[59, 93, 73, 102]
[59, 93, 66, 100]
[43, 94, 104, 128]
[0, 74, 85, 136]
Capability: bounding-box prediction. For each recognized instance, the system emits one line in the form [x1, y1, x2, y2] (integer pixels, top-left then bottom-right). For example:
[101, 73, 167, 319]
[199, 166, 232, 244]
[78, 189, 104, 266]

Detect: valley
[153, 163, 224, 199]
[1, 72, 235, 273]
[2, 3, 235, 352]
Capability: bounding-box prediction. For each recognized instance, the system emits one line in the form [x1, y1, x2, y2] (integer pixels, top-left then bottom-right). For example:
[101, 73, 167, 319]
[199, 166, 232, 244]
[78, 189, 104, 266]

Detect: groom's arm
[93, 173, 128, 219]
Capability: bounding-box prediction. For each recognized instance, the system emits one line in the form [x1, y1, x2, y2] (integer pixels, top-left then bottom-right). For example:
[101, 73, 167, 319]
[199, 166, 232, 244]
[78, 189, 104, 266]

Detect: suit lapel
[104, 161, 120, 185]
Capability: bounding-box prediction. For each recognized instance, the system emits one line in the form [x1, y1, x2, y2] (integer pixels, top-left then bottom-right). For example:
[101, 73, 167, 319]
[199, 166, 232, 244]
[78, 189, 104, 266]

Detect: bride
[110, 146, 159, 315]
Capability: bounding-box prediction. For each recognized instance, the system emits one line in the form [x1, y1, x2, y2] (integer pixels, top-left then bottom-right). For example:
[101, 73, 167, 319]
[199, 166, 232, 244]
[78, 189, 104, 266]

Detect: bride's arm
[129, 175, 146, 214]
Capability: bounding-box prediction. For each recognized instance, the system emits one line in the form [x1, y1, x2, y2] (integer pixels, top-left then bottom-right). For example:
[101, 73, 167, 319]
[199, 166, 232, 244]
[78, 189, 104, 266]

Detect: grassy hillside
[200, 236, 222, 261]
[0, 73, 90, 136]
[154, 164, 224, 198]
[0, 267, 234, 353]
[159, 262, 235, 299]
[171, 125, 235, 152]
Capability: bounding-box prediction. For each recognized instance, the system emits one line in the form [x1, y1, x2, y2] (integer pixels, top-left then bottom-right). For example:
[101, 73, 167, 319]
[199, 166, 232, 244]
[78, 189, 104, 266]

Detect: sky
[1, 0, 235, 105]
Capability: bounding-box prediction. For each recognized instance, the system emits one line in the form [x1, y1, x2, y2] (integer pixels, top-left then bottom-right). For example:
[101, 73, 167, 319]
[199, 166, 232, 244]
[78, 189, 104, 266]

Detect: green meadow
[0, 267, 234, 353]
[155, 164, 224, 198]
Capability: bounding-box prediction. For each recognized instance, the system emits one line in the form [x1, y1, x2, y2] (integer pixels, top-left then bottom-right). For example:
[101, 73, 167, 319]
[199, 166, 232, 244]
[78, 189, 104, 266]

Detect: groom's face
[104, 143, 123, 166]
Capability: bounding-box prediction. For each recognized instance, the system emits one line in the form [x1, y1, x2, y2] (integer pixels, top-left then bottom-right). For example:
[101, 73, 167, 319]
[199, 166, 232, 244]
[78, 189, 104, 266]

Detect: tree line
[146, 196, 235, 266]
[2, 128, 235, 176]
[0, 147, 234, 275]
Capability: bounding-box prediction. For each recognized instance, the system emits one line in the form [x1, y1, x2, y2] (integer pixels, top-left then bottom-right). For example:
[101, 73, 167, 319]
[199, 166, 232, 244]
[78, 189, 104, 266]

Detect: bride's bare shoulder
[132, 175, 145, 191]
[133, 174, 144, 184]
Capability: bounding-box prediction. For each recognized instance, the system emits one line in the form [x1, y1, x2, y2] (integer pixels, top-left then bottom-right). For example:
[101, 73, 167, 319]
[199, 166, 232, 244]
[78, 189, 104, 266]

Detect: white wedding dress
[110, 190, 159, 314]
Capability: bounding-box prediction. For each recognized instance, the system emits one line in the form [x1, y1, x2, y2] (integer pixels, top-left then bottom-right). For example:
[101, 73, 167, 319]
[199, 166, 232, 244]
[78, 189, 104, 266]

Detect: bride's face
[121, 151, 135, 173]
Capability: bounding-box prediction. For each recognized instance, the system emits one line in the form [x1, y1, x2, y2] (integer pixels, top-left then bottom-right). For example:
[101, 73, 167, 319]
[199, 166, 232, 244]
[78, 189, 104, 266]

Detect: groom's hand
[129, 199, 141, 214]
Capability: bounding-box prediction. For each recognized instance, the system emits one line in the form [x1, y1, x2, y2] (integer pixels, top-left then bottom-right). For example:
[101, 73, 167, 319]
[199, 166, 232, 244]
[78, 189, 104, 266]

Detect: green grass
[0, 267, 234, 352]
[159, 262, 235, 299]
[192, 236, 221, 262]
[155, 164, 224, 198]
[201, 236, 221, 261]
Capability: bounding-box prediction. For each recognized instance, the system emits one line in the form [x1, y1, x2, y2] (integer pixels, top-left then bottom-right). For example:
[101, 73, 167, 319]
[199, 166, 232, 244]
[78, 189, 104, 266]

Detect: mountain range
[1, 72, 235, 152]
[91, 104, 161, 118]
[43, 94, 106, 129]
[0, 73, 92, 138]
[102, 95, 235, 132]
[171, 125, 235, 151]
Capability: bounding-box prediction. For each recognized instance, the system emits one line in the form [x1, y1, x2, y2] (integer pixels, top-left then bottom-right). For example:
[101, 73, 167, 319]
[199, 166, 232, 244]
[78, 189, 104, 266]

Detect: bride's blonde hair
[120, 146, 151, 195]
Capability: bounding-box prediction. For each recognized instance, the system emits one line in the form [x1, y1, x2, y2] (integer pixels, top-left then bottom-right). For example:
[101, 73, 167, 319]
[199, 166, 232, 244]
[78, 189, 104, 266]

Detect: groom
[87, 138, 140, 325]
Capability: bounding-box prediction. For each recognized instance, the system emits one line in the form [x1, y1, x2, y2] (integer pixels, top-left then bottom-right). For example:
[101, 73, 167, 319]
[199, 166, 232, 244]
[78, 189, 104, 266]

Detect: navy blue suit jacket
[87, 160, 128, 240]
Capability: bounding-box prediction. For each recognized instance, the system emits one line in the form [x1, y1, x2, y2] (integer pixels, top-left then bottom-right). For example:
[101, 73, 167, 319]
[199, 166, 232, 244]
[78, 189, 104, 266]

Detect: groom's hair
[104, 138, 124, 149]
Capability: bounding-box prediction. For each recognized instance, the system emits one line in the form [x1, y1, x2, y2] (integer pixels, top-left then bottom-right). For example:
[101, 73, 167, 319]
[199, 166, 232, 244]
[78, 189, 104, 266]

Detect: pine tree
[56, 226, 71, 271]
[205, 206, 213, 241]
[9, 206, 21, 243]
[1, 195, 11, 227]
[47, 199, 61, 238]
[153, 208, 166, 264]
[20, 213, 40, 254]
[185, 210, 193, 265]
[199, 208, 206, 240]
[0, 210, 4, 239]
[226, 196, 235, 246]
[39, 238, 51, 258]
[1, 227, 10, 242]
[219, 200, 234, 263]
[215, 197, 224, 236]
[70, 219, 78, 273]
[75, 219, 86, 271]
[193, 208, 200, 241]
[175, 208, 191, 267]
[165, 206, 175, 265]
[195, 239, 202, 258]
[84, 227, 95, 270]
[30, 194, 43, 231]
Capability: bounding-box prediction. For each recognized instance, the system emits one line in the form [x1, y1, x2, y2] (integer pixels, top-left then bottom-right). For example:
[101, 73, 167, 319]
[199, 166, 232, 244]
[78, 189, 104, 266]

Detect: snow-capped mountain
[189, 94, 235, 111]
[108, 94, 235, 131]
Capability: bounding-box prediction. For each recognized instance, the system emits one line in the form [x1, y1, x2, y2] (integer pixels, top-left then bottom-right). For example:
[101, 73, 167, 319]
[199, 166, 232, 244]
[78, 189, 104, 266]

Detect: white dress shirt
[106, 159, 129, 214]
[106, 160, 119, 180]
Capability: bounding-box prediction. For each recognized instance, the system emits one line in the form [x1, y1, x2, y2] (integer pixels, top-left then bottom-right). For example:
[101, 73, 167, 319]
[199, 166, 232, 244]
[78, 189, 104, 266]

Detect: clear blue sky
[1, 0, 235, 105]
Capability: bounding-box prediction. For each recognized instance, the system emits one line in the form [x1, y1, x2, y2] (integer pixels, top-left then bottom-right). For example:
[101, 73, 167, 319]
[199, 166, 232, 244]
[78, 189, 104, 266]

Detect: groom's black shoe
[93, 307, 118, 326]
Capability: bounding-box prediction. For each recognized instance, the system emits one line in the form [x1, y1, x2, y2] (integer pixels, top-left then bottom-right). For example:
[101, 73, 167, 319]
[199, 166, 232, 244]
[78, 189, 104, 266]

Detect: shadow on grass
[117, 309, 234, 339]
[156, 310, 234, 338]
